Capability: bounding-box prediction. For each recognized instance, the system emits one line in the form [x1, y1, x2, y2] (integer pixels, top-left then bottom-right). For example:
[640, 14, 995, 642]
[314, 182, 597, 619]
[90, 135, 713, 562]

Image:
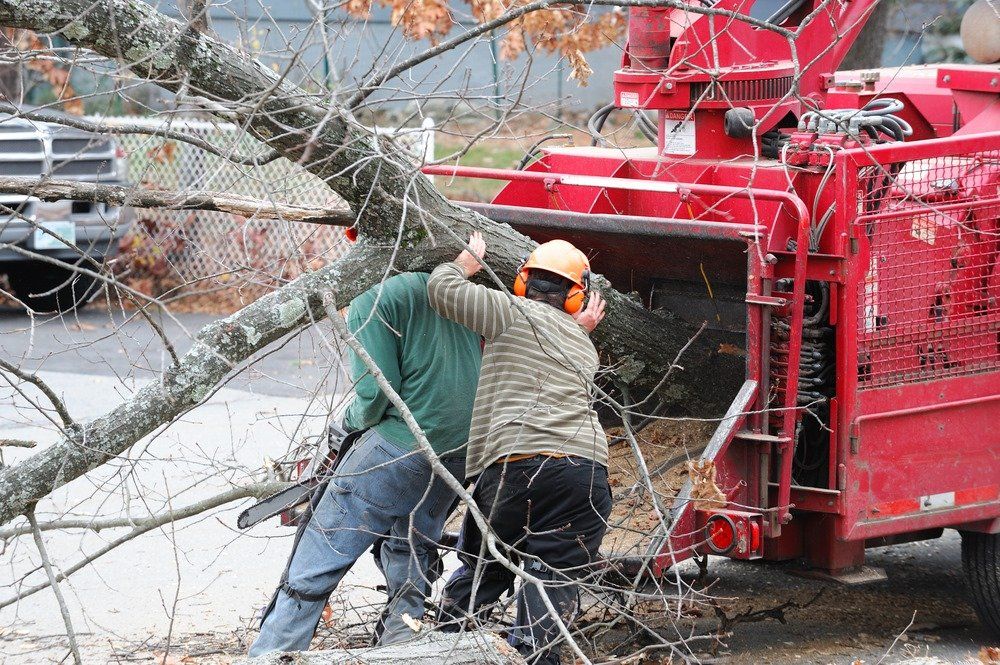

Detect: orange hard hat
[512, 239, 591, 314]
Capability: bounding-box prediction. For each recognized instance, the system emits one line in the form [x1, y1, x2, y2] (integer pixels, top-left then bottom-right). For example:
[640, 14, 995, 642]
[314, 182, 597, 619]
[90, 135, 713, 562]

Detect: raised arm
[427, 232, 516, 340]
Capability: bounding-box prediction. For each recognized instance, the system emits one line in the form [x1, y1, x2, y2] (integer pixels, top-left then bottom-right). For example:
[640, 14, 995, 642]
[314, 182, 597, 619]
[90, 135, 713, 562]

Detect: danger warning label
[662, 111, 696, 156]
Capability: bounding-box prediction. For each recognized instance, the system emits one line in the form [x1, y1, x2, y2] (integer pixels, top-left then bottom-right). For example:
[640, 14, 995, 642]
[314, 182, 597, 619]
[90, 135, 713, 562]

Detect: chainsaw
[237, 421, 366, 530]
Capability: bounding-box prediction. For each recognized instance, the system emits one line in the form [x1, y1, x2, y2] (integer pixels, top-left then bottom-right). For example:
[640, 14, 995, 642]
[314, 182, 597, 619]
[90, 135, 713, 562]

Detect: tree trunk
[840, 0, 893, 71]
[0, 0, 719, 527]
[0, 29, 22, 101]
[242, 631, 525, 665]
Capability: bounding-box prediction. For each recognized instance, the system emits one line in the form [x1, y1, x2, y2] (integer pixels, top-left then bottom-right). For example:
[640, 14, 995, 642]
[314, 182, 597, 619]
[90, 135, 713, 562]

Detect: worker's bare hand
[454, 231, 487, 278]
[573, 292, 606, 333]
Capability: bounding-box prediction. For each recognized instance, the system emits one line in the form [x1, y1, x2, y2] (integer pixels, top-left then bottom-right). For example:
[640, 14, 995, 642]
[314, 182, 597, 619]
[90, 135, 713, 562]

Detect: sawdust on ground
[602, 419, 714, 557]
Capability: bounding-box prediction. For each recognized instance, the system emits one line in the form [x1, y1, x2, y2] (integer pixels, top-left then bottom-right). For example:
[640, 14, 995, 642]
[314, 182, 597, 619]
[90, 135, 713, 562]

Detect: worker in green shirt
[251, 272, 481, 656]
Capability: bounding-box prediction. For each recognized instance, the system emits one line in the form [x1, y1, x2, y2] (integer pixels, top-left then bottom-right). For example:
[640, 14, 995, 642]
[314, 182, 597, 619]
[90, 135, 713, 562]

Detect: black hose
[516, 133, 572, 170]
[588, 103, 616, 146]
[589, 102, 658, 146]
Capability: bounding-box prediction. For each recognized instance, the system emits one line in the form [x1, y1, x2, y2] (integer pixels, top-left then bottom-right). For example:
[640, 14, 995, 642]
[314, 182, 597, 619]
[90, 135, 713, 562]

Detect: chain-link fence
[101, 115, 434, 295]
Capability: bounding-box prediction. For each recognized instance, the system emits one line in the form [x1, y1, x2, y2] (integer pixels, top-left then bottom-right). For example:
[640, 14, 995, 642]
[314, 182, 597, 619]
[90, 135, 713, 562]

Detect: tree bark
[242, 631, 525, 665]
[0, 0, 715, 527]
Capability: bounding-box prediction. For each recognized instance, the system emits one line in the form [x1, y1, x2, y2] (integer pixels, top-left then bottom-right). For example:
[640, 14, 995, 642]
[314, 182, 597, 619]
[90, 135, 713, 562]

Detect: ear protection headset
[513, 258, 591, 314]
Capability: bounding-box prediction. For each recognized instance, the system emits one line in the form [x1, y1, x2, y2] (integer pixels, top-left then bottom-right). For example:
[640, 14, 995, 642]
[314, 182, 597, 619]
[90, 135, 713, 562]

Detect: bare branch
[27, 505, 83, 665]
[0, 101, 282, 167]
[0, 358, 75, 428]
[1, 482, 288, 607]
[0, 439, 38, 448]
[0, 176, 355, 226]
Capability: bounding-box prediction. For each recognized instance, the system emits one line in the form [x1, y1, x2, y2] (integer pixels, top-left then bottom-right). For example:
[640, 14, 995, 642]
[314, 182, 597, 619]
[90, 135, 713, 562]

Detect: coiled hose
[588, 102, 658, 146]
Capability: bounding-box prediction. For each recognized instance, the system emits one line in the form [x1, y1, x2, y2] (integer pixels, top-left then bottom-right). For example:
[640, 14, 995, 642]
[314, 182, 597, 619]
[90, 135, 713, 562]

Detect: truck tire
[961, 530, 1000, 635]
[7, 264, 99, 314]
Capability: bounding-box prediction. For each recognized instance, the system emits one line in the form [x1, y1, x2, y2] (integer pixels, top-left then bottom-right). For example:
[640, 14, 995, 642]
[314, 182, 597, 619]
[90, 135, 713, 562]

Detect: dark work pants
[438, 456, 612, 665]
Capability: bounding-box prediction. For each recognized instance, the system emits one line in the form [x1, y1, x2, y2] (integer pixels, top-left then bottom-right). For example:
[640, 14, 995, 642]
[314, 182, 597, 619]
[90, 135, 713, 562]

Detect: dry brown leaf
[688, 459, 726, 509]
[20, 31, 83, 115]
[565, 49, 593, 87]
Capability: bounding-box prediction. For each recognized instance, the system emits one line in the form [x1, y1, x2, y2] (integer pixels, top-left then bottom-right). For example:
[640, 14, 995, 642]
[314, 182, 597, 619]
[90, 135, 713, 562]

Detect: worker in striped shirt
[428, 231, 611, 665]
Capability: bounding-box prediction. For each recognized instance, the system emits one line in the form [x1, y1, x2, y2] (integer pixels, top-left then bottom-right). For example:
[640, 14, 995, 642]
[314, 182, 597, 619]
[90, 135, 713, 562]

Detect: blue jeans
[250, 430, 465, 656]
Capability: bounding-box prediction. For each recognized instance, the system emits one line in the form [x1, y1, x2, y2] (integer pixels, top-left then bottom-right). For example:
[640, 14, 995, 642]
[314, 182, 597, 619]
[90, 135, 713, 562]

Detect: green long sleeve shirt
[343, 272, 481, 458]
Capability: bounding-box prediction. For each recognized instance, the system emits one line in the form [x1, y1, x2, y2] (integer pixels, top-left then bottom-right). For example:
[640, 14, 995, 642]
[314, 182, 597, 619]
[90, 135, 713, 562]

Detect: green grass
[433, 136, 528, 203]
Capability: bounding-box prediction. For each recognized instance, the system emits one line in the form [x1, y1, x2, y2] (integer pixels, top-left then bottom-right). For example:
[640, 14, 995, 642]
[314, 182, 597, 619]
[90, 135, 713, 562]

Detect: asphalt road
[0, 308, 996, 664]
[0, 305, 345, 399]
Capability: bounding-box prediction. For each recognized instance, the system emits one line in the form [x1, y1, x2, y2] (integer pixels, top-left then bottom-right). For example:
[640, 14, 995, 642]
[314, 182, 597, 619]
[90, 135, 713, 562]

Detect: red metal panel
[836, 134, 1000, 542]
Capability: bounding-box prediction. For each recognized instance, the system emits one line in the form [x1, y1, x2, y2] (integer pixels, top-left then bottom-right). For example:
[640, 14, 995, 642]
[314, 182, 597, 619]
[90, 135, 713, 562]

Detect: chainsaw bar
[237, 483, 316, 530]
[237, 423, 365, 530]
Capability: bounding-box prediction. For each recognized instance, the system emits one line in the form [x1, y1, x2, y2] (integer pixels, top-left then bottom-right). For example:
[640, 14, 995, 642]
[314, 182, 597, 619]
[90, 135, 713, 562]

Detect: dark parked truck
[0, 110, 132, 313]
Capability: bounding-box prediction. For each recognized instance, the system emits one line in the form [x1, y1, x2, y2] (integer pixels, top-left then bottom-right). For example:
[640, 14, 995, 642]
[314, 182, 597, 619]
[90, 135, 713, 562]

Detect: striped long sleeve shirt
[427, 261, 608, 478]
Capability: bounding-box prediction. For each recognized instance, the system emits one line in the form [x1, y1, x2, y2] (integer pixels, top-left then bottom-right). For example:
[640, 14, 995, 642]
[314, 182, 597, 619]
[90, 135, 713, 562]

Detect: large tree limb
[0, 176, 355, 225]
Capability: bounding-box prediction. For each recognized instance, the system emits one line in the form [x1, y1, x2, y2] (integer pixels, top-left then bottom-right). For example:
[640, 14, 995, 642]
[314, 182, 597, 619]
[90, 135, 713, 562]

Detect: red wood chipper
[423, 0, 1000, 635]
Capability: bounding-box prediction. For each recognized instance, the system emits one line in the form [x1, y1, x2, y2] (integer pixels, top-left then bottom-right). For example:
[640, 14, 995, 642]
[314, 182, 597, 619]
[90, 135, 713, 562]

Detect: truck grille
[0, 119, 118, 181]
[0, 160, 46, 176]
[52, 137, 112, 154]
[0, 139, 43, 153]
[51, 158, 114, 177]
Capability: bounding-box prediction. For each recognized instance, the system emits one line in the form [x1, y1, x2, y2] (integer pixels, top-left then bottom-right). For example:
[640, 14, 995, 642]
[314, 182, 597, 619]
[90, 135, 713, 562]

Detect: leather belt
[492, 451, 569, 466]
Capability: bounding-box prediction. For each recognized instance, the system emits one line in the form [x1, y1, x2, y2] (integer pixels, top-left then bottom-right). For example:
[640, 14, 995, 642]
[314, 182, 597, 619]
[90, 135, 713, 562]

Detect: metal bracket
[746, 294, 788, 307]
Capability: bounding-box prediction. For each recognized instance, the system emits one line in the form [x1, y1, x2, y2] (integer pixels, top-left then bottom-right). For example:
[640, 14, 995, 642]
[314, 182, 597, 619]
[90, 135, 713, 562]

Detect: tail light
[706, 514, 737, 554]
[698, 509, 764, 559]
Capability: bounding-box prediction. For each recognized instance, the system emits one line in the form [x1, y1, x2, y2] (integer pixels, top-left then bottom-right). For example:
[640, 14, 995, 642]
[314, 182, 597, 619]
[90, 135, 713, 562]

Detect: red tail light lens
[706, 514, 737, 554]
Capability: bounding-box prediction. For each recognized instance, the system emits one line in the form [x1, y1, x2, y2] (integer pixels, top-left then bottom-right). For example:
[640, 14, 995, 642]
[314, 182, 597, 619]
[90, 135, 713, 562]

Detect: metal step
[734, 430, 791, 444]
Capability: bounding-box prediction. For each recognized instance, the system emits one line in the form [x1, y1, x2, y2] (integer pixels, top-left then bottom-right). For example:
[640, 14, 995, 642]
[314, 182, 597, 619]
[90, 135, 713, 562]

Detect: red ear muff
[513, 269, 529, 297]
[563, 269, 591, 314]
[563, 286, 585, 314]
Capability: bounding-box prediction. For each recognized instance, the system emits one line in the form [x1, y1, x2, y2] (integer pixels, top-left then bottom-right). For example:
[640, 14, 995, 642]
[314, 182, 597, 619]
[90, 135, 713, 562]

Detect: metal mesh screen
[102, 116, 434, 289]
[855, 148, 1000, 389]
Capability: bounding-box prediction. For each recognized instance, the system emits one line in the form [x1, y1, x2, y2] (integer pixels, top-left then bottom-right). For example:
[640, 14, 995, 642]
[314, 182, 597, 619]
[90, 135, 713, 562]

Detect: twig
[0, 439, 38, 448]
[27, 505, 83, 665]
[876, 611, 917, 665]
[712, 587, 826, 643]
[0, 358, 74, 428]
